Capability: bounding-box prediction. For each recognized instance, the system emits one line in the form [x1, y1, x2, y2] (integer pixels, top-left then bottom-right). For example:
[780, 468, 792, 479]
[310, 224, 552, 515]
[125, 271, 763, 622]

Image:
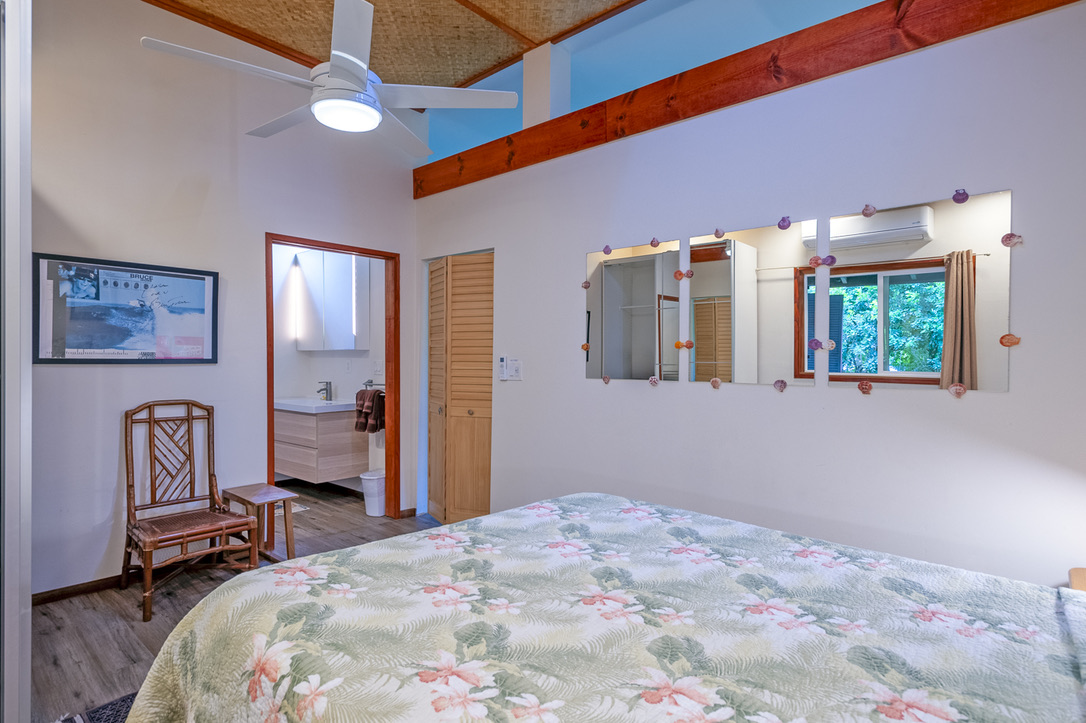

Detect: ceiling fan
[141, 0, 519, 157]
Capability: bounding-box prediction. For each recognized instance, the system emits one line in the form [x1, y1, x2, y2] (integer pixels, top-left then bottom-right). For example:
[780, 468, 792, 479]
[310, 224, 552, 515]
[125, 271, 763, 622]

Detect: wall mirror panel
[694, 221, 817, 385]
[802, 191, 1011, 391]
[586, 240, 680, 381]
[688, 234, 759, 384]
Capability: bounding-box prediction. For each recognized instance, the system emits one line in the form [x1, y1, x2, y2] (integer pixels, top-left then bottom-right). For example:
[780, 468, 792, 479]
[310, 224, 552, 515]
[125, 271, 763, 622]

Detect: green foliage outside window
[830, 283, 877, 373]
[814, 271, 944, 374]
[886, 274, 944, 372]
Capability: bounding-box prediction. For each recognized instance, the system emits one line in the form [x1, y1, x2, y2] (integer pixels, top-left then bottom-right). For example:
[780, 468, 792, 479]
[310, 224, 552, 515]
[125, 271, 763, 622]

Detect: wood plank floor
[31, 482, 440, 723]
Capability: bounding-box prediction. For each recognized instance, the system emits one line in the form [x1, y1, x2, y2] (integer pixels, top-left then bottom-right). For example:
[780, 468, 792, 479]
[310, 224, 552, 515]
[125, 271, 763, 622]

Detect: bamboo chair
[120, 400, 257, 621]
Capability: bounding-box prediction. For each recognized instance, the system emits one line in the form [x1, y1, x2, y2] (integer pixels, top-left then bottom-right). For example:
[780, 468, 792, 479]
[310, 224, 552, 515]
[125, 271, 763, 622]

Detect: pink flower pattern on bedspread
[127, 493, 1086, 722]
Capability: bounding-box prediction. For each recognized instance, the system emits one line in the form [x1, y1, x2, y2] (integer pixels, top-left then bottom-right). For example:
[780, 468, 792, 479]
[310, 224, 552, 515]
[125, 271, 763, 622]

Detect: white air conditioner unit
[802, 205, 935, 249]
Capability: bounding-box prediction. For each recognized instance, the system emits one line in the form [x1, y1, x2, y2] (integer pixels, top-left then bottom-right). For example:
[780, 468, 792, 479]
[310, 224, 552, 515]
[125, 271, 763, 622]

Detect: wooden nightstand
[223, 484, 298, 562]
[1069, 568, 1086, 591]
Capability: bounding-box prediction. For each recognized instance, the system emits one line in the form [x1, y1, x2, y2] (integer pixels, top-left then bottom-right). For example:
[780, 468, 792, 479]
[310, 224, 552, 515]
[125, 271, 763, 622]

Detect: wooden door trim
[265, 233, 403, 541]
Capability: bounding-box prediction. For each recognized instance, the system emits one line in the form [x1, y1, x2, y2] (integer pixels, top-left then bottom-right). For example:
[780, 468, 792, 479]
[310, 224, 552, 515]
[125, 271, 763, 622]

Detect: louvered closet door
[693, 300, 716, 381]
[693, 297, 732, 382]
[444, 253, 494, 523]
[427, 258, 447, 521]
[427, 253, 494, 524]
[714, 298, 733, 383]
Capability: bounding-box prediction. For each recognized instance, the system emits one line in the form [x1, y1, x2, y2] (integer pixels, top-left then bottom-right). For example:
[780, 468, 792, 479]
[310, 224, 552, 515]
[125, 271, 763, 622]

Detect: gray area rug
[60, 692, 136, 723]
[274, 500, 309, 515]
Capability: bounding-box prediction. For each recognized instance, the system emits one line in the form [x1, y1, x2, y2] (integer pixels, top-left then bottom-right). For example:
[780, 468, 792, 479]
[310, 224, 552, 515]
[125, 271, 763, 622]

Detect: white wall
[415, 4, 1086, 587]
[31, 0, 418, 593]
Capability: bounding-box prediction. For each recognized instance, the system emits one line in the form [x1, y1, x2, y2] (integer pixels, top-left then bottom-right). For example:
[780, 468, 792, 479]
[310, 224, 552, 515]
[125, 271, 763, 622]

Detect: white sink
[274, 397, 355, 414]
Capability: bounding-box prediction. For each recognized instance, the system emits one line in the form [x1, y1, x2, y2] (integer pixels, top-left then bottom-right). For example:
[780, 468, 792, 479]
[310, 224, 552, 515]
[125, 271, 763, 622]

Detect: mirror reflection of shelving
[586, 242, 680, 381]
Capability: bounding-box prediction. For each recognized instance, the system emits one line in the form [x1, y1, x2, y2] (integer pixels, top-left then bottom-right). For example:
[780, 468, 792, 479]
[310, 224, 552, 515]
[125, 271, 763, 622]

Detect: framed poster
[33, 253, 218, 364]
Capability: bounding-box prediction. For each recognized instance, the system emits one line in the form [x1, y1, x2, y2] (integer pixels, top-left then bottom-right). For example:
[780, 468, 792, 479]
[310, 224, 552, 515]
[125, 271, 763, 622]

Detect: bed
[128, 492, 1086, 722]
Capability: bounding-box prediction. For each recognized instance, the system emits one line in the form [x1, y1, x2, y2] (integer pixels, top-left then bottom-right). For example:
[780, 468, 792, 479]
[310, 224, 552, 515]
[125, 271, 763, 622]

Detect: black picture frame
[32, 253, 218, 364]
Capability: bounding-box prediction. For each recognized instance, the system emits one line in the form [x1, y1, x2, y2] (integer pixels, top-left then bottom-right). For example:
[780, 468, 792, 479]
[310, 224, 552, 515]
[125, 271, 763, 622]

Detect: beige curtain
[940, 250, 977, 389]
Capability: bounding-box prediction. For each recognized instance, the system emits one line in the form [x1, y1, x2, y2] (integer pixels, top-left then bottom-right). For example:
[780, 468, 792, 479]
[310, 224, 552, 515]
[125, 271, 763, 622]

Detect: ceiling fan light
[312, 97, 382, 133]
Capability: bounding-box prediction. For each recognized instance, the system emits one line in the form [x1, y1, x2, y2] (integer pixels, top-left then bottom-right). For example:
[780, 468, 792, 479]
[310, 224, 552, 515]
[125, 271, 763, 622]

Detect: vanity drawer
[273, 409, 369, 484]
[274, 410, 318, 446]
[273, 440, 319, 482]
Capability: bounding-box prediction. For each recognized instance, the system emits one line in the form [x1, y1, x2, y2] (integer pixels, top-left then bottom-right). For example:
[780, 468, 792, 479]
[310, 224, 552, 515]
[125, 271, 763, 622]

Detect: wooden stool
[223, 484, 299, 562]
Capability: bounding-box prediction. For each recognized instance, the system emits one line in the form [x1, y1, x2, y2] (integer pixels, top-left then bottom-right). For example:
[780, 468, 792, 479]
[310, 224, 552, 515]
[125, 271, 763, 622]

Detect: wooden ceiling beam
[140, 0, 321, 68]
[455, 0, 652, 88]
[450, 0, 538, 47]
[415, 0, 1080, 198]
[412, 103, 609, 197]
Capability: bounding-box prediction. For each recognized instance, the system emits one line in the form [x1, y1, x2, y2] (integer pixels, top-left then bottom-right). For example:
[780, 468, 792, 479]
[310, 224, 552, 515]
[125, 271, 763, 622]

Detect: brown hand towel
[355, 389, 386, 433]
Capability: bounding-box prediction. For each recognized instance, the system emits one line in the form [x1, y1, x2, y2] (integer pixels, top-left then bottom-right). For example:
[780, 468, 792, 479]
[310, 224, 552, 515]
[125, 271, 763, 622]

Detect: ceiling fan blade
[246, 105, 313, 138]
[141, 37, 316, 91]
[375, 84, 519, 110]
[378, 110, 432, 158]
[328, 0, 374, 89]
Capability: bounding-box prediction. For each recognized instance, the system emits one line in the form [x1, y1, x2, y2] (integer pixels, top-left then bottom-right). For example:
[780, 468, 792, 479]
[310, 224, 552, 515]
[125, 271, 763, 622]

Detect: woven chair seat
[131, 508, 255, 550]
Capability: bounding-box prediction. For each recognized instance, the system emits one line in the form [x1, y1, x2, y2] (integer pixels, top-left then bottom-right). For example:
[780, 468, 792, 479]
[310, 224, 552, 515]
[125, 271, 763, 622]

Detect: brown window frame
[792, 256, 973, 386]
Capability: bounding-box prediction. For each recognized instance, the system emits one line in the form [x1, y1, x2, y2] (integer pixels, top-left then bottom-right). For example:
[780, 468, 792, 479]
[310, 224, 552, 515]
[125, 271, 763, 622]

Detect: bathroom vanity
[273, 398, 369, 484]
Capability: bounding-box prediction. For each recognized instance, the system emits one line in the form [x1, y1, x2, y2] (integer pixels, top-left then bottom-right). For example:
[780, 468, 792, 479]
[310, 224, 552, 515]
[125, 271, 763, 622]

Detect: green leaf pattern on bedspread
[127, 493, 1086, 722]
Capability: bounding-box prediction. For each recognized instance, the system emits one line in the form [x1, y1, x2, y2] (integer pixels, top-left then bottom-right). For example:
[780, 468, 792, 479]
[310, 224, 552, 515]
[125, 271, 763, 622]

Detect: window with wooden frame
[794, 257, 963, 385]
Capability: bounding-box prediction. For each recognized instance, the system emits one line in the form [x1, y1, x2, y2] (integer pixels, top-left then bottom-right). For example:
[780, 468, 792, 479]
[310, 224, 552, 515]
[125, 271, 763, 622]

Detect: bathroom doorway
[265, 233, 401, 542]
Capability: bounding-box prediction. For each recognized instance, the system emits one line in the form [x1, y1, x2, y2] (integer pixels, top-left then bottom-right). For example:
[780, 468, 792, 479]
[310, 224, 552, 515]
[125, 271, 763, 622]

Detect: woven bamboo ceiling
[144, 0, 648, 88]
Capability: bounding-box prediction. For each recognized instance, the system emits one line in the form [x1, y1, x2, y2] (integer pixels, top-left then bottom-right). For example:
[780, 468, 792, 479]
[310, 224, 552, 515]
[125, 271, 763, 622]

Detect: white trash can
[360, 469, 386, 517]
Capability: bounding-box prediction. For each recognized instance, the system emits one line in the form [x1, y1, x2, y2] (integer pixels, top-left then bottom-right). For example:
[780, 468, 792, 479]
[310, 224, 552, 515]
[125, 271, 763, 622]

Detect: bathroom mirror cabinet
[294, 249, 371, 352]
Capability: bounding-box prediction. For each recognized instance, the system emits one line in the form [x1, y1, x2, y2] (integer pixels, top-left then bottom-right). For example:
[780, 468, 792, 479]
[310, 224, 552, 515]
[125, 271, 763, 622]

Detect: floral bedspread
[128, 493, 1086, 722]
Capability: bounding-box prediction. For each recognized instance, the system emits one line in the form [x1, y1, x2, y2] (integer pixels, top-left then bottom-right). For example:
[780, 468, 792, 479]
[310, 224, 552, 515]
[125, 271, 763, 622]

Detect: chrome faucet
[317, 381, 332, 401]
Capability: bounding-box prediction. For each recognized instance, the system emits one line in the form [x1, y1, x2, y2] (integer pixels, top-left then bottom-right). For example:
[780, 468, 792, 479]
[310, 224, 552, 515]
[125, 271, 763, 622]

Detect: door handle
[438, 406, 443, 415]
[468, 409, 474, 416]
